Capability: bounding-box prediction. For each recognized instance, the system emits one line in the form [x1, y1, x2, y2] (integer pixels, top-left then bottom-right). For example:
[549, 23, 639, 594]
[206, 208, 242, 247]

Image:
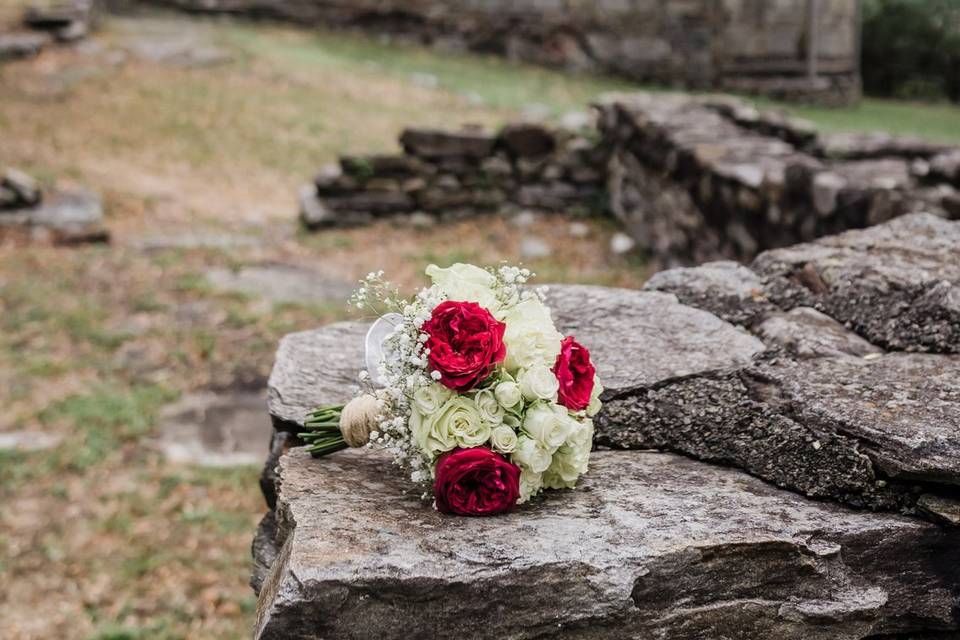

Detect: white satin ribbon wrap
[364, 313, 403, 388]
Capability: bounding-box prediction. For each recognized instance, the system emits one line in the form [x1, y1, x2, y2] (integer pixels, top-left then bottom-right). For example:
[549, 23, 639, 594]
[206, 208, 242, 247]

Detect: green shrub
[861, 0, 960, 102]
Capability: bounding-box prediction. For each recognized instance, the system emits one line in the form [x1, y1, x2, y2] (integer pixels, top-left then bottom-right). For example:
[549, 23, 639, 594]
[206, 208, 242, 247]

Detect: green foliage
[861, 0, 960, 102]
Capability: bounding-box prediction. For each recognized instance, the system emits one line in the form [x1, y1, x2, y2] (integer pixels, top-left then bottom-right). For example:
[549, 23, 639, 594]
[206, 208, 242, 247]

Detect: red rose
[422, 300, 506, 392]
[434, 447, 520, 516]
[552, 336, 596, 411]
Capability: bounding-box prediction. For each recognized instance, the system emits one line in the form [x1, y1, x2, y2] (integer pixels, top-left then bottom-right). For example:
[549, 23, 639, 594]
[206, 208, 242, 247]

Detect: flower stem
[300, 404, 348, 458]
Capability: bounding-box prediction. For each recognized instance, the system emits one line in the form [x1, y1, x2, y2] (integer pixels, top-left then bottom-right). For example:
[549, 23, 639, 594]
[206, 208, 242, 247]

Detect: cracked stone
[253, 447, 960, 640]
[753, 213, 960, 354]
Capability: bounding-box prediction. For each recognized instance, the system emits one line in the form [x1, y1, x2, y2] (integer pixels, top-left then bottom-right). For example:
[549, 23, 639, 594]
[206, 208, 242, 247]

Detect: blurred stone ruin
[300, 118, 607, 230]
[0, 167, 108, 244]
[145, 0, 861, 105]
[302, 92, 960, 267]
[0, 0, 98, 61]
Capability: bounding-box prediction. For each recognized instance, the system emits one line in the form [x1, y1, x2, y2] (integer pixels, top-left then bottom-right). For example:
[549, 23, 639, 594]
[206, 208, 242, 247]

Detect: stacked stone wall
[301, 92, 960, 267]
[300, 121, 607, 229]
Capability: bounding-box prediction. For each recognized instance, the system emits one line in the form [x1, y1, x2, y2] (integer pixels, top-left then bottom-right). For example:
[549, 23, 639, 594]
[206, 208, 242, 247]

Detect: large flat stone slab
[254, 447, 960, 640]
[545, 285, 764, 394]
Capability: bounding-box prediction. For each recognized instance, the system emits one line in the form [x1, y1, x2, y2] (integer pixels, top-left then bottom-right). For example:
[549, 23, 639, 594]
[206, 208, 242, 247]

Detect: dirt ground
[0, 11, 649, 640]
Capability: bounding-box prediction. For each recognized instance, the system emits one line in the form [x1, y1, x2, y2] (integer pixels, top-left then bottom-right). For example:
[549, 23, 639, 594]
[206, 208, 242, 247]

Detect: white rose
[413, 396, 489, 457]
[542, 418, 593, 489]
[413, 383, 454, 415]
[518, 364, 559, 402]
[409, 408, 454, 459]
[425, 263, 500, 311]
[517, 467, 543, 504]
[489, 425, 518, 454]
[521, 402, 569, 451]
[474, 388, 505, 425]
[501, 298, 563, 371]
[586, 376, 604, 417]
[511, 435, 552, 473]
[494, 380, 522, 409]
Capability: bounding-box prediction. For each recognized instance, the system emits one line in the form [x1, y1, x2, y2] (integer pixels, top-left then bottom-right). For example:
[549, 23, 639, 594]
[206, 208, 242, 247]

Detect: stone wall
[300, 120, 607, 229]
[252, 212, 960, 639]
[599, 92, 960, 265]
[148, 0, 860, 104]
[301, 92, 960, 267]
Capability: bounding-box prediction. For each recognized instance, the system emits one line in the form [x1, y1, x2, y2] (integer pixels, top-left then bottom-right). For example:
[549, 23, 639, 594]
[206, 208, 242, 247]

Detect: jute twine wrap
[339, 395, 379, 448]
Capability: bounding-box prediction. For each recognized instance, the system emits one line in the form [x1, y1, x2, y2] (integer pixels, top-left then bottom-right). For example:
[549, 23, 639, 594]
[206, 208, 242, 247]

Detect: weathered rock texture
[632, 213, 960, 516]
[147, 0, 860, 104]
[598, 92, 960, 266]
[0, 170, 109, 244]
[300, 121, 606, 229]
[255, 447, 960, 640]
[254, 215, 960, 637]
[302, 92, 960, 267]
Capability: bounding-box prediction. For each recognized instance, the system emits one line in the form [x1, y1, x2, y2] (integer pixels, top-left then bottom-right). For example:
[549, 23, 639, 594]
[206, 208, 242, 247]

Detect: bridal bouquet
[300, 263, 602, 516]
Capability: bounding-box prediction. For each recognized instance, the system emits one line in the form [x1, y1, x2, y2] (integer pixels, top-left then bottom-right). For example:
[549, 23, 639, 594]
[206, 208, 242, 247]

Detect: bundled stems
[300, 404, 347, 457]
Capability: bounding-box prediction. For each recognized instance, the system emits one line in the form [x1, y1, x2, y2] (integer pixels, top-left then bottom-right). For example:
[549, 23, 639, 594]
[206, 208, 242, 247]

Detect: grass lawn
[765, 96, 960, 143]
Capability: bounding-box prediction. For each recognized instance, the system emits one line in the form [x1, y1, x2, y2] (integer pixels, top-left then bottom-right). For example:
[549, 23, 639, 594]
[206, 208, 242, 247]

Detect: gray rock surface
[761, 353, 960, 485]
[254, 447, 960, 640]
[643, 260, 772, 325]
[399, 128, 496, 159]
[0, 186, 108, 243]
[754, 213, 960, 353]
[754, 307, 883, 359]
[1, 168, 41, 208]
[544, 285, 764, 394]
[0, 430, 63, 452]
[0, 32, 51, 61]
[153, 391, 270, 467]
[267, 321, 366, 431]
[205, 264, 354, 304]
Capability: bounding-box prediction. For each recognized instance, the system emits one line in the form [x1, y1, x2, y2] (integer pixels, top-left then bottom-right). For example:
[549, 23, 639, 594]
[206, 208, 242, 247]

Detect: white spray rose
[474, 388, 505, 425]
[501, 298, 563, 371]
[586, 376, 604, 417]
[518, 364, 560, 402]
[494, 380, 523, 409]
[413, 396, 489, 457]
[413, 383, 454, 416]
[542, 418, 593, 489]
[517, 467, 543, 504]
[521, 402, 569, 451]
[489, 425, 518, 454]
[425, 263, 500, 311]
[511, 435, 552, 473]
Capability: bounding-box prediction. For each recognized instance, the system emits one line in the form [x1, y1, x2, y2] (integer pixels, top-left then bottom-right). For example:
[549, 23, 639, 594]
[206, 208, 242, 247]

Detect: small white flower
[490, 425, 518, 454]
[494, 380, 522, 409]
[521, 402, 569, 451]
[518, 364, 560, 402]
[512, 435, 552, 473]
[473, 388, 505, 425]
